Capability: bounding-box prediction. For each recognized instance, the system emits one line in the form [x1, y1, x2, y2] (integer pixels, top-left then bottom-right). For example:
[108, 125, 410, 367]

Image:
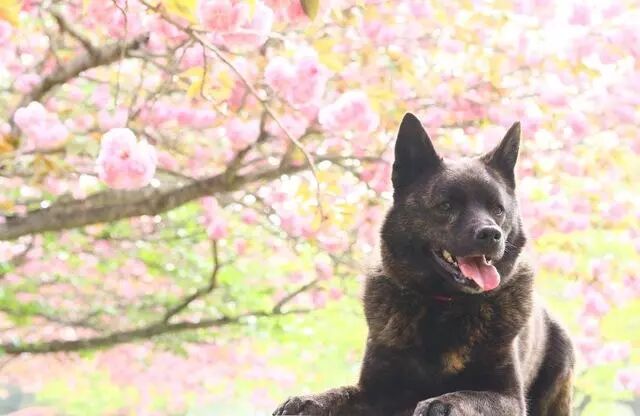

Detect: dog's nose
[475, 226, 502, 243]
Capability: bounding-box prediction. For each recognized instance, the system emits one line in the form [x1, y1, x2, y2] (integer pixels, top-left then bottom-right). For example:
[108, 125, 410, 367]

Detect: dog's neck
[376, 271, 461, 306]
[376, 256, 534, 310]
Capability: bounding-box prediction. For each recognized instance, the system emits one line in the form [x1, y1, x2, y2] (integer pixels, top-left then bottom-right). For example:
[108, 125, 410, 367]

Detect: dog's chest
[416, 304, 496, 373]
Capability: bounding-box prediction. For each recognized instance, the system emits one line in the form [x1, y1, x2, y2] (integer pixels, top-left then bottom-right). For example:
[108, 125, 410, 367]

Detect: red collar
[431, 294, 455, 303]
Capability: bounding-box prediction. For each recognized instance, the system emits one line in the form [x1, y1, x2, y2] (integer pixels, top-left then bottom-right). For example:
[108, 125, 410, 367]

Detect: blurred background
[0, 0, 639, 415]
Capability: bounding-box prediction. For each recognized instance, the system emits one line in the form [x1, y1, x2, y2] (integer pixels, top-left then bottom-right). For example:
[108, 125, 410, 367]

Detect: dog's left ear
[482, 122, 521, 187]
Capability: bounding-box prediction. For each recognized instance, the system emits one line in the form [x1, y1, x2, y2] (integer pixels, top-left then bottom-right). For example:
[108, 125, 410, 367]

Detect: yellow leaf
[162, 0, 198, 23]
[0, 0, 21, 26]
[365, 86, 396, 112]
[187, 73, 204, 99]
[319, 54, 344, 72]
[313, 37, 336, 53]
[449, 78, 466, 95]
[217, 70, 235, 89]
[300, 0, 319, 20]
[247, 0, 256, 19]
[0, 135, 14, 154]
[362, 5, 378, 20]
[0, 199, 14, 211]
[314, 38, 344, 71]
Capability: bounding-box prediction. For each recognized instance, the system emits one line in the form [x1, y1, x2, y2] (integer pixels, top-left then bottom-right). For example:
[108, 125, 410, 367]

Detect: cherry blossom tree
[0, 0, 639, 414]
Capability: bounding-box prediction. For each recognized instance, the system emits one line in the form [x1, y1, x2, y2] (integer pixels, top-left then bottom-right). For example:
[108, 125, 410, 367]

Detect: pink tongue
[457, 256, 500, 291]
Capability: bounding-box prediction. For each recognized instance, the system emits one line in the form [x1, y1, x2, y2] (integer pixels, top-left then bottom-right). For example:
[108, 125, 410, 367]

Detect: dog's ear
[482, 122, 521, 187]
[392, 112, 441, 192]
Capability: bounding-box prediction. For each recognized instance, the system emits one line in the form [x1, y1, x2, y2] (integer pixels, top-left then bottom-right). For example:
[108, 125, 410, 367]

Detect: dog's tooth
[443, 250, 453, 263]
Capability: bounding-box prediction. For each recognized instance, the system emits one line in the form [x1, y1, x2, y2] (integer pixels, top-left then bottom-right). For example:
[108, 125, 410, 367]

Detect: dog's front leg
[412, 390, 525, 416]
[273, 385, 371, 416]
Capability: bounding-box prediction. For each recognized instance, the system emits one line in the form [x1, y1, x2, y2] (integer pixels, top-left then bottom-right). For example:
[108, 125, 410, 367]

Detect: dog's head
[381, 113, 526, 295]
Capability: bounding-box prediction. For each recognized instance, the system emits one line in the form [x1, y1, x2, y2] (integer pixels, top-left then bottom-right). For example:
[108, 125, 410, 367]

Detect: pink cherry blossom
[264, 0, 292, 8]
[288, 52, 330, 105]
[220, 1, 274, 48]
[569, 4, 591, 26]
[317, 231, 349, 254]
[226, 118, 260, 150]
[582, 288, 610, 317]
[197, 0, 245, 32]
[265, 56, 296, 92]
[14, 73, 41, 93]
[156, 150, 180, 171]
[617, 368, 640, 394]
[278, 0, 334, 23]
[207, 219, 228, 240]
[364, 21, 396, 46]
[319, 90, 379, 133]
[14, 101, 69, 150]
[0, 20, 12, 45]
[284, 0, 307, 22]
[234, 238, 248, 255]
[87, 0, 147, 39]
[0, 122, 10, 136]
[360, 163, 391, 193]
[179, 44, 206, 70]
[201, 197, 229, 240]
[266, 114, 309, 141]
[315, 259, 333, 280]
[98, 108, 129, 131]
[96, 128, 157, 190]
[265, 51, 329, 106]
[241, 208, 259, 225]
[91, 85, 111, 109]
[148, 16, 189, 52]
[176, 107, 216, 128]
[538, 81, 568, 107]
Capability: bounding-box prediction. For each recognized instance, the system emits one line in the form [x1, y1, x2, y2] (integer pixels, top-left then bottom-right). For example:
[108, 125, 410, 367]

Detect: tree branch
[50, 8, 97, 54]
[10, 30, 148, 124]
[0, 155, 380, 241]
[161, 239, 221, 323]
[273, 278, 319, 313]
[0, 164, 279, 240]
[0, 247, 323, 355]
[0, 309, 309, 355]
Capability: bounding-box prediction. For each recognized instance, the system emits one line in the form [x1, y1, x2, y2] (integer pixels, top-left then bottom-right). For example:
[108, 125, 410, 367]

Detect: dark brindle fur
[274, 113, 575, 416]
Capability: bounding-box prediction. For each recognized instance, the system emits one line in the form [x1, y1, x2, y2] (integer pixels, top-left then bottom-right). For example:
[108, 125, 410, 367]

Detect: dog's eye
[494, 205, 505, 216]
[436, 201, 452, 213]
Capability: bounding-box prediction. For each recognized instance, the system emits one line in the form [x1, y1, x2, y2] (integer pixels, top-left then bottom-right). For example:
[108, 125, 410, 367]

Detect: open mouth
[432, 249, 501, 292]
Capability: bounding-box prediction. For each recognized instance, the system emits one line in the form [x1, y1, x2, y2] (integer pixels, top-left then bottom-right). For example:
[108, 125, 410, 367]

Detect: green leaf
[582, 401, 634, 416]
[600, 300, 640, 343]
[300, 0, 319, 19]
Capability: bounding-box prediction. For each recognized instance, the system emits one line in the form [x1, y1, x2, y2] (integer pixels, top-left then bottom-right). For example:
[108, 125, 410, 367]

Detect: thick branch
[0, 309, 308, 355]
[0, 163, 292, 240]
[0, 156, 379, 241]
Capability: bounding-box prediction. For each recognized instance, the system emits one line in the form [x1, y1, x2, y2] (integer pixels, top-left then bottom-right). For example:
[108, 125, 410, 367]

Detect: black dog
[274, 113, 575, 416]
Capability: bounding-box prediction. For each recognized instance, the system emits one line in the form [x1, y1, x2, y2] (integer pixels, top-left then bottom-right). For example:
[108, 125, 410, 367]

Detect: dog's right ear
[392, 112, 441, 191]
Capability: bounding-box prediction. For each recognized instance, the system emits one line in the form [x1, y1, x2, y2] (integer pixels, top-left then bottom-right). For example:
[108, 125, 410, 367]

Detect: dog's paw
[272, 395, 327, 415]
[412, 399, 453, 416]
